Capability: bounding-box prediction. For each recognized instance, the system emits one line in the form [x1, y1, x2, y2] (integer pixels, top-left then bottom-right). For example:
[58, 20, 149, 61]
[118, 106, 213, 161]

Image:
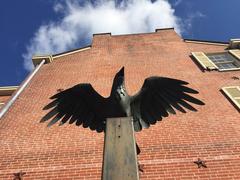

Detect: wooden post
[102, 117, 139, 180]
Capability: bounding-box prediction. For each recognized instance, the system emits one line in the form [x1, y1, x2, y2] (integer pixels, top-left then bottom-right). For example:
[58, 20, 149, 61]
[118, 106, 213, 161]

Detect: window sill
[218, 68, 240, 72]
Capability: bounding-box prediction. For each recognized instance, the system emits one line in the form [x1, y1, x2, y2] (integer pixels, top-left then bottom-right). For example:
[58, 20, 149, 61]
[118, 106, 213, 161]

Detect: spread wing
[131, 77, 205, 131]
[41, 84, 109, 132]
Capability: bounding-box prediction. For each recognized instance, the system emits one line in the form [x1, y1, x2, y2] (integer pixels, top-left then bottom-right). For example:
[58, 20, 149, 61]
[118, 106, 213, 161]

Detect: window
[191, 49, 240, 71]
[207, 53, 240, 70]
[222, 86, 240, 110]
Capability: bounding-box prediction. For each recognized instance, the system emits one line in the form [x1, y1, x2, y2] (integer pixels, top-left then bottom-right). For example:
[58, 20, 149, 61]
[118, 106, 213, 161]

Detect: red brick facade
[0, 29, 240, 179]
[0, 96, 11, 104]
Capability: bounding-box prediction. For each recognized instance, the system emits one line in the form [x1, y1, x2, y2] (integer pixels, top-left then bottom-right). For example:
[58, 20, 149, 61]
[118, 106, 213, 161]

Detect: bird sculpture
[41, 67, 204, 154]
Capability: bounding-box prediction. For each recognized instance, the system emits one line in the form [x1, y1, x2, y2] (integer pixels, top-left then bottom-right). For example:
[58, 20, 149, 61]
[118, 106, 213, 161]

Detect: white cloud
[173, 0, 182, 7]
[23, 0, 183, 71]
[184, 11, 206, 30]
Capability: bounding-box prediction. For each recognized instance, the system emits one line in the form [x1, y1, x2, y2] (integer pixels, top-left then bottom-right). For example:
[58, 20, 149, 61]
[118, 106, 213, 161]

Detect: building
[0, 86, 18, 109]
[0, 28, 240, 179]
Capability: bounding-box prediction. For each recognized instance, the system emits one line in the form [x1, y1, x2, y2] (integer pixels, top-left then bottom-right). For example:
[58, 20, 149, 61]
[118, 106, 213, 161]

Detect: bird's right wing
[131, 77, 205, 131]
[41, 83, 109, 132]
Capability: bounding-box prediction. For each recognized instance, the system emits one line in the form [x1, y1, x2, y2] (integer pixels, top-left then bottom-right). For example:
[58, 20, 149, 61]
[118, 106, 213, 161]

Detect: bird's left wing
[41, 83, 109, 132]
[131, 77, 205, 131]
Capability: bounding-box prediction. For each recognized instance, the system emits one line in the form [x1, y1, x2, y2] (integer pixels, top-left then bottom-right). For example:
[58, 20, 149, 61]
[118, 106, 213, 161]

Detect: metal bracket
[194, 158, 207, 168]
[13, 171, 26, 180]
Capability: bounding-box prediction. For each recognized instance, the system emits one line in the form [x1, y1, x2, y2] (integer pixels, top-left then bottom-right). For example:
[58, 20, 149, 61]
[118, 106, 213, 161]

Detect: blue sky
[0, 0, 239, 86]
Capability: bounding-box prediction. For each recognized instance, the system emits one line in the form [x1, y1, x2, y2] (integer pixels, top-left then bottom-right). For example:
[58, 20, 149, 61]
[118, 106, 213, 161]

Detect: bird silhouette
[41, 67, 204, 154]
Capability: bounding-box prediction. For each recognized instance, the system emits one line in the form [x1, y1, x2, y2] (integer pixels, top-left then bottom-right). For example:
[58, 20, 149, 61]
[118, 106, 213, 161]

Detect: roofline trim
[53, 46, 91, 59]
[0, 86, 19, 96]
[0, 86, 19, 90]
[92, 28, 176, 37]
[155, 27, 174, 32]
[184, 39, 228, 46]
[32, 55, 53, 67]
[93, 32, 111, 36]
[31, 45, 91, 66]
[92, 28, 175, 37]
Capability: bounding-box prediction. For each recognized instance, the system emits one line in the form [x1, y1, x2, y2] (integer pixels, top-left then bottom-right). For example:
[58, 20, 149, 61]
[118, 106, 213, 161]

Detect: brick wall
[0, 29, 240, 179]
[0, 96, 11, 103]
[0, 95, 12, 110]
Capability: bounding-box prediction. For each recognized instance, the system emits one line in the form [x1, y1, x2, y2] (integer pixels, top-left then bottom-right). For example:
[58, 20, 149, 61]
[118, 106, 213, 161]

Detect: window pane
[218, 63, 236, 69]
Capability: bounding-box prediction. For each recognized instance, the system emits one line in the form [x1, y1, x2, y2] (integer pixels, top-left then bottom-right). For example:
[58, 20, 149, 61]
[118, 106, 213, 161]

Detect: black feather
[41, 107, 59, 122]
[181, 92, 205, 105]
[59, 114, 72, 126]
[165, 88, 204, 108]
[43, 99, 59, 110]
[176, 86, 199, 94]
[133, 119, 142, 132]
[177, 99, 197, 112]
[153, 89, 176, 115]
[159, 91, 187, 113]
[47, 112, 65, 127]
[139, 118, 150, 129]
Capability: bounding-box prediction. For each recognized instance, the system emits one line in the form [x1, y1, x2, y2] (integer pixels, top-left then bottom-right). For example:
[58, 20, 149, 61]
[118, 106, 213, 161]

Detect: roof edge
[31, 45, 91, 67]
[93, 32, 112, 36]
[0, 86, 19, 96]
[155, 27, 174, 32]
[184, 39, 228, 46]
[53, 45, 91, 58]
[92, 28, 176, 37]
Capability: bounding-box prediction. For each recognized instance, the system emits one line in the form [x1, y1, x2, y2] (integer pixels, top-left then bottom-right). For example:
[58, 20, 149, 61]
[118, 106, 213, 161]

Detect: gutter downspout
[0, 60, 46, 119]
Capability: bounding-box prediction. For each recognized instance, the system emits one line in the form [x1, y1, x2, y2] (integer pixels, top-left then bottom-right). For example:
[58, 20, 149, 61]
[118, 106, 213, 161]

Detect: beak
[118, 67, 124, 77]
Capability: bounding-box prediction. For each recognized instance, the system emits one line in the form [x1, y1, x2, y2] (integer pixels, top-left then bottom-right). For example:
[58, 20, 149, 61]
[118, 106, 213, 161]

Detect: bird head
[111, 67, 126, 100]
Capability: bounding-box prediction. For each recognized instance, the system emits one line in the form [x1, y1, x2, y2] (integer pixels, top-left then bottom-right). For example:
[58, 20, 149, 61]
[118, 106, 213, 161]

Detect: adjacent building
[0, 86, 18, 109]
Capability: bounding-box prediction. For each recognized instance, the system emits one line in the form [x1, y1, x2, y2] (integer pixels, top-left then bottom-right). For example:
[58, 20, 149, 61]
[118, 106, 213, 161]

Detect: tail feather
[133, 118, 142, 132]
[140, 118, 150, 129]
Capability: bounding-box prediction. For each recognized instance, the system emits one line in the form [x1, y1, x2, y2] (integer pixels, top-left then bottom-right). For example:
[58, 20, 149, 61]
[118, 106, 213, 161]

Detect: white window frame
[222, 86, 240, 110]
[192, 50, 240, 72]
[206, 52, 240, 71]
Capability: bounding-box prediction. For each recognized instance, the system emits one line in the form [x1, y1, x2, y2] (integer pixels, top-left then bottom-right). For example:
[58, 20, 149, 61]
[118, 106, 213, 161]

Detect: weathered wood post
[102, 117, 139, 180]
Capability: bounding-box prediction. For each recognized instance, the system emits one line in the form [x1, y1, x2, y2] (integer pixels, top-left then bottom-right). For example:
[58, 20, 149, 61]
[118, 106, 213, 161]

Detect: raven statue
[41, 67, 204, 154]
